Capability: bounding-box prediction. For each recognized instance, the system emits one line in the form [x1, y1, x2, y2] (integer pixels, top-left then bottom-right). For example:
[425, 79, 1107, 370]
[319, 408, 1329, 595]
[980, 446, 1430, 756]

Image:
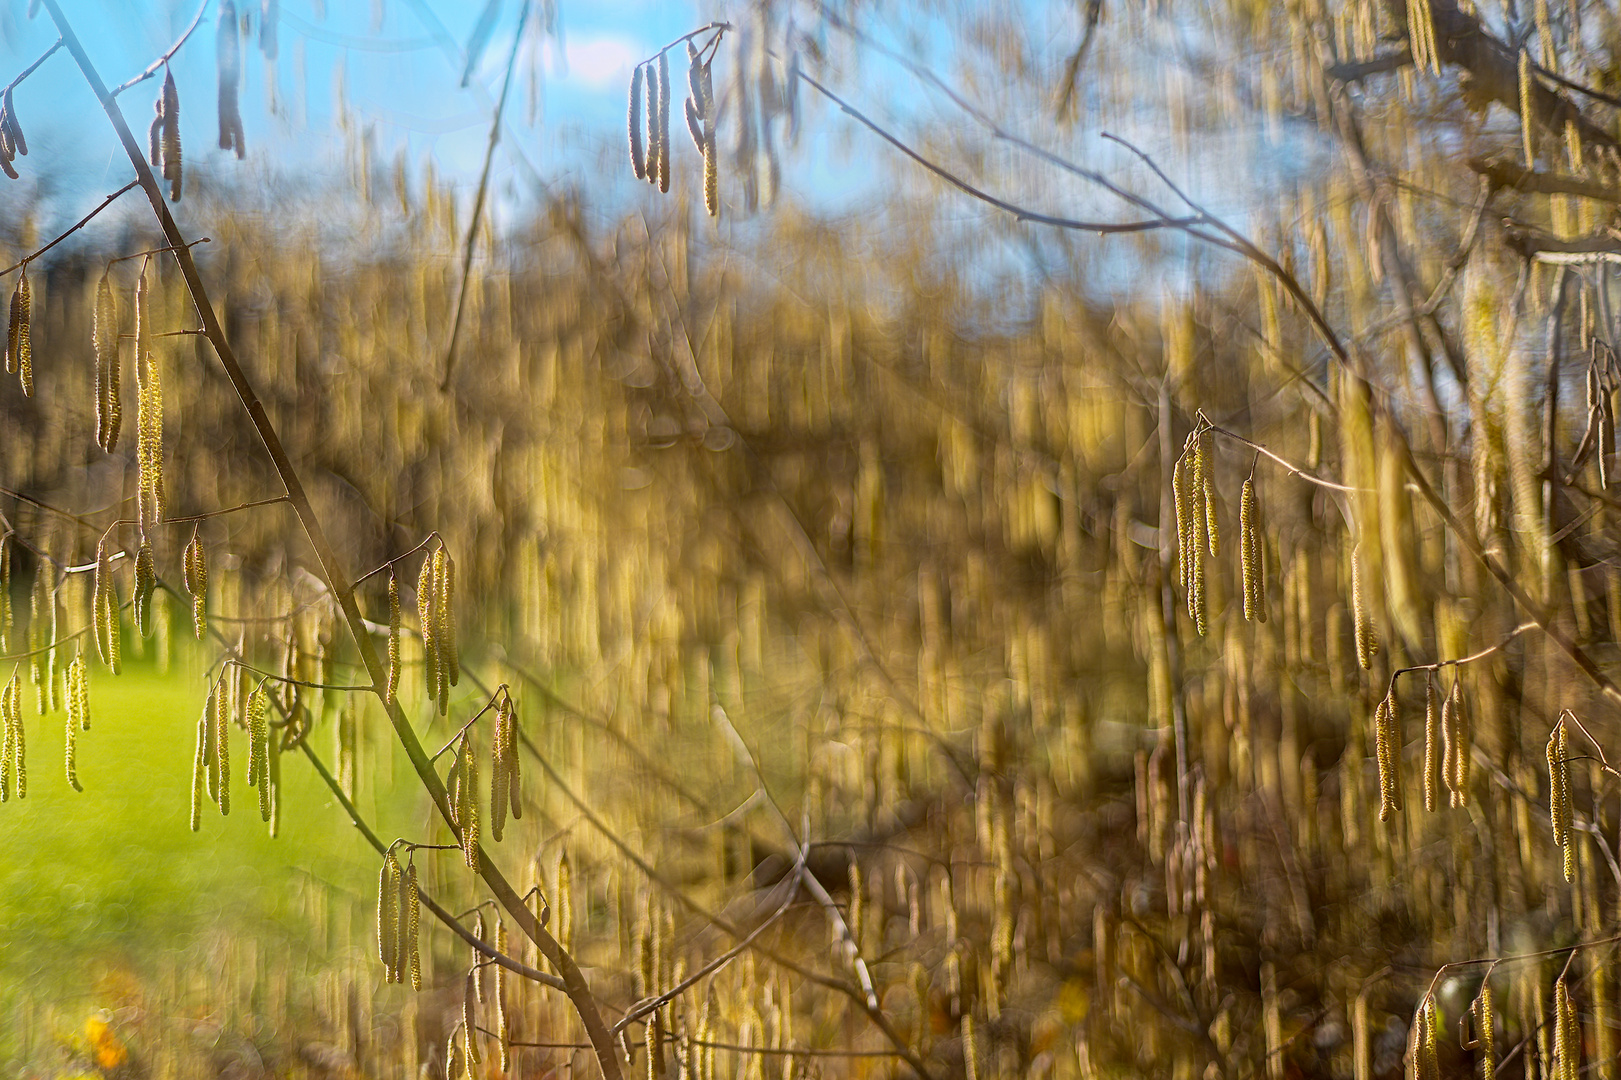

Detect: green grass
[0, 655, 418, 1053]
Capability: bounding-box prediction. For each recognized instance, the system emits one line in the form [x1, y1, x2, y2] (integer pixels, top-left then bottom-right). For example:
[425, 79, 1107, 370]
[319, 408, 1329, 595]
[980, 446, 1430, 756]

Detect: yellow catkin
[93, 541, 120, 674]
[161, 67, 182, 200]
[1240, 476, 1267, 622]
[464, 971, 481, 1065]
[8, 268, 31, 397]
[1376, 693, 1401, 821]
[1443, 677, 1469, 807]
[1555, 978, 1578, 1080]
[1421, 995, 1440, 1080]
[1173, 453, 1191, 589]
[406, 862, 421, 991]
[386, 569, 400, 705]
[135, 266, 164, 534]
[378, 852, 400, 981]
[1519, 48, 1536, 168]
[628, 64, 647, 179]
[435, 546, 459, 697]
[962, 1013, 980, 1080]
[494, 918, 509, 1069]
[656, 49, 672, 194]
[1549, 718, 1575, 882]
[0, 535, 10, 653]
[213, 678, 230, 816]
[94, 270, 121, 452]
[0, 677, 11, 803]
[418, 552, 438, 704]
[64, 656, 86, 792]
[703, 115, 719, 217]
[505, 696, 521, 821]
[133, 541, 156, 639]
[1475, 982, 1494, 1080]
[1200, 431, 1220, 558]
[1187, 439, 1208, 635]
[644, 58, 660, 189]
[247, 685, 270, 821]
[490, 695, 510, 843]
[8, 671, 22, 800]
[459, 733, 480, 873]
[1422, 678, 1441, 813]
[189, 711, 207, 831]
[473, 910, 488, 1003]
[183, 531, 207, 639]
[444, 1028, 462, 1080]
[1352, 544, 1378, 669]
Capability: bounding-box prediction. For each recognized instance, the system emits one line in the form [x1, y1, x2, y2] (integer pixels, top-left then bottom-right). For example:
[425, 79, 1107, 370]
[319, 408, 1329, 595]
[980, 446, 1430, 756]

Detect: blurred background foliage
[6, 0, 1621, 1078]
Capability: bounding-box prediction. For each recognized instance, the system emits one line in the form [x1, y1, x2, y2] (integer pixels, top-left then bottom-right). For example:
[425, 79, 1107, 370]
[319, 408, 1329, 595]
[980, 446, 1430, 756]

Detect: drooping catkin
[490, 695, 510, 842]
[1474, 982, 1494, 1080]
[417, 552, 438, 704]
[212, 678, 229, 816]
[160, 67, 182, 201]
[644, 57, 660, 188]
[133, 541, 156, 639]
[1173, 452, 1191, 589]
[386, 569, 400, 705]
[1, 670, 20, 801]
[378, 851, 401, 981]
[435, 546, 459, 696]
[629, 64, 647, 179]
[457, 732, 480, 873]
[190, 711, 207, 831]
[94, 270, 122, 452]
[1548, 717, 1575, 882]
[64, 656, 87, 791]
[1200, 430, 1219, 558]
[247, 684, 270, 821]
[0, 535, 9, 654]
[1443, 677, 1469, 807]
[218, 0, 247, 158]
[493, 917, 509, 1068]
[135, 266, 165, 534]
[1375, 692, 1402, 821]
[1519, 48, 1536, 167]
[405, 862, 421, 991]
[7, 268, 31, 396]
[1422, 677, 1441, 812]
[703, 111, 719, 217]
[656, 49, 672, 194]
[183, 530, 207, 639]
[1554, 977, 1579, 1080]
[1240, 475, 1267, 622]
[463, 970, 481, 1065]
[1352, 544, 1378, 669]
[92, 542, 119, 675]
[1419, 994, 1440, 1080]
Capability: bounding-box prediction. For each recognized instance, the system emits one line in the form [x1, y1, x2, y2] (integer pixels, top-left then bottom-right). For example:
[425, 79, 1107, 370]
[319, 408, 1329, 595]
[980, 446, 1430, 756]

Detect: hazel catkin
[1548, 717, 1574, 883]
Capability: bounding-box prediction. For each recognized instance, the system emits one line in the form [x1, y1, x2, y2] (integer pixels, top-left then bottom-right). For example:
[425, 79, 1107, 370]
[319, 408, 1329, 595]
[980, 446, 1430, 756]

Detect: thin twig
[440, 0, 531, 390]
[110, 0, 210, 97]
[0, 181, 140, 278]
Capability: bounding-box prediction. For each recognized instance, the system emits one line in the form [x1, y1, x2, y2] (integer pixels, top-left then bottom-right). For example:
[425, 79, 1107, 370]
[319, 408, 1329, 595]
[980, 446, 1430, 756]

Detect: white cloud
[558, 36, 641, 90]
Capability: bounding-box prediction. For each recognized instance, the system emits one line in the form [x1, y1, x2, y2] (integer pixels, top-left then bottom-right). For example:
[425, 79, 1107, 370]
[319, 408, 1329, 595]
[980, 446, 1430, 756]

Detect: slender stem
[441, 0, 531, 390]
[109, 0, 210, 97]
[3, 39, 62, 94]
[0, 181, 140, 278]
[38, 7, 622, 1076]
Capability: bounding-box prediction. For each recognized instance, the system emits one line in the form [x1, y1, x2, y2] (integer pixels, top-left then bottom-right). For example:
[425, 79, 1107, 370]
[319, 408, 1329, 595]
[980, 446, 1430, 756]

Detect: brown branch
[3, 39, 63, 95]
[0, 181, 140, 278]
[109, 0, 209, 97]
[1470, 156, 1621, 204]
[440, 0, 530, 390]
[37, 7, 624, 1077]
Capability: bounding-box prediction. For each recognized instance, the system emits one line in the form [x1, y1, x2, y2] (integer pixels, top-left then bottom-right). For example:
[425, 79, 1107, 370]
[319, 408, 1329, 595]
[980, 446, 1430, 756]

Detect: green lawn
[0, 659, 417, 1060]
